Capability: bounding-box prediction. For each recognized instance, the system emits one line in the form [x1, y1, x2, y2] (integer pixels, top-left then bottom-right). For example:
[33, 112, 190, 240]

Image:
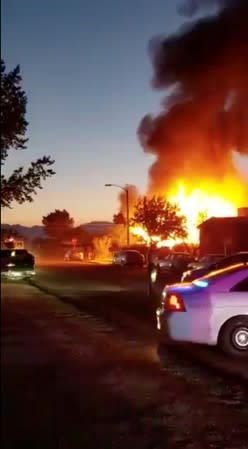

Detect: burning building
[137, 0, 248, 243]
[199, 216, 248, 255]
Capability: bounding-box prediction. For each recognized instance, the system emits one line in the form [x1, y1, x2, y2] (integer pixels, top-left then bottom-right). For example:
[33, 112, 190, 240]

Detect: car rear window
[230, 277, 248, 292]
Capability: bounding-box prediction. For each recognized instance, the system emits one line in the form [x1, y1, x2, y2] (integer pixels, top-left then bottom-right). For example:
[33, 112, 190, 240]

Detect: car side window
[230, 277, 248, 292]
[1, 251, 10, 258]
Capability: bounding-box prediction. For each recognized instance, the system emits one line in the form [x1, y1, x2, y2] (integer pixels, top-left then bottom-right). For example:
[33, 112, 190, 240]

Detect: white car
[156, 264, 248, 357]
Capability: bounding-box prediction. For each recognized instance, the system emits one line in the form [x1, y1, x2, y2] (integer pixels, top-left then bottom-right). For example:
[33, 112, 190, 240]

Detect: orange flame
[130, 177, 244, 247]
[168, 179, 241, 244]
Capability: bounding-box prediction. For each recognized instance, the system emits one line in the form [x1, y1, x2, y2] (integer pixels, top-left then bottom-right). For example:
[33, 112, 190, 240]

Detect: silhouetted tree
[131, 195, 187, 240]
[42, 209, 74, 240]
[1, 59, 55, 208]
[63, 226, 91, 244]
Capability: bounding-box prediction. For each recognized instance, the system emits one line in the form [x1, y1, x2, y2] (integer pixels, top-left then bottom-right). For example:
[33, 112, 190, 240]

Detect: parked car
[149, 252, 196, 299]
[1, 249, 36, 279]
[113, 250, 145, 267]
[187, 253, 224, 270]
[156, 264, 248, 357]
[182, 251, 248, 282]
[148, 247, 171, 268]
[64, 250, 84, 261]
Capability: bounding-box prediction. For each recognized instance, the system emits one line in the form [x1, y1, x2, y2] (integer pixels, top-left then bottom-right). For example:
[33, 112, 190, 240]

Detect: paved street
[2, 263, 248, 449]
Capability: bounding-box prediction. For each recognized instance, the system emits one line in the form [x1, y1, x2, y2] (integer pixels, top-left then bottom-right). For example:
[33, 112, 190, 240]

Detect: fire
[131, 226, 149, 242]
[130, 226, 160, 245]
[168, 179, 241, 244]
[130, 178, 244, 247]
[130, 225, 182, 248]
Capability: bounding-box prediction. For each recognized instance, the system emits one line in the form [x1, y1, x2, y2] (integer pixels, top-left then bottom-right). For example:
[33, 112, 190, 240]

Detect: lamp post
[105, 183, 130, 246]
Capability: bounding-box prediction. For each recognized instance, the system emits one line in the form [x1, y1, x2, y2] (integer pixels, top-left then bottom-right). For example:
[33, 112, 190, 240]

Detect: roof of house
[198, 216, 248, 228]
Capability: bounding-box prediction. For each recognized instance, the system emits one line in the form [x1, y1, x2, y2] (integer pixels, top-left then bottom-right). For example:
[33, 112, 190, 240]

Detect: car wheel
[218, 316, 248, 358]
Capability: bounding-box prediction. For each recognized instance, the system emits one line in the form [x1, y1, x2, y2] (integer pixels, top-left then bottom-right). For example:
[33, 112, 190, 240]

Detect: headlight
[8, 271, 23, 277]
[7, 263, 15, 267]
[161, 288, 168, 305]
[150, 269, 157, 283]
[162, 289, 167, 299]
[181, 271, 190, 281]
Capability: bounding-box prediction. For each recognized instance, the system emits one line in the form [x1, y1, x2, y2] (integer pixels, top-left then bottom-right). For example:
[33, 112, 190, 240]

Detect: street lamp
[105, 183, 130, 246]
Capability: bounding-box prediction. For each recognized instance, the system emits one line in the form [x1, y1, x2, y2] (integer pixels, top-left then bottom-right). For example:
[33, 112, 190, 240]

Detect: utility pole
[105, 183, 130, 247]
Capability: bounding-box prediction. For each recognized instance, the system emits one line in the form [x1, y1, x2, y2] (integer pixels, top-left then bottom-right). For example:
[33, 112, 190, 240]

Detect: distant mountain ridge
[1, 221, 114, 240]
[1, 224, 44, 240]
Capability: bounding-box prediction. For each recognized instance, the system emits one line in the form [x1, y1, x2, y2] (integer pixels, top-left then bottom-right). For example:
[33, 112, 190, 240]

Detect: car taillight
[164, 293, 186, 312]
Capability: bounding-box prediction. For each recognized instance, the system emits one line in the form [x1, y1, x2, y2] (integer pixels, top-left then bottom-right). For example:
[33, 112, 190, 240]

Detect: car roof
[119, 249, 142, 254]
[169, 264, 248, 295]
[170, 252, 191, 255]
[201, 253, 224, 257]
[1, 249, 28, 253]
[201, 263, 247, 277]
[194, 263, 248, 288]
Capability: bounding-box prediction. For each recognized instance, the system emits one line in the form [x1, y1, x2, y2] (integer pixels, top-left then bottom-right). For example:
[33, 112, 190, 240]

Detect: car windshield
[156, 249, 170, 258]
[199, 255, 224, 264]
[1, 249, 28, 257]
[169, 253, 191, 261]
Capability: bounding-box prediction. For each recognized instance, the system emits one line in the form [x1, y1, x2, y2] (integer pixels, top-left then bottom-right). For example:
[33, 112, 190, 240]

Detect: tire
[218, 316, 248, 358]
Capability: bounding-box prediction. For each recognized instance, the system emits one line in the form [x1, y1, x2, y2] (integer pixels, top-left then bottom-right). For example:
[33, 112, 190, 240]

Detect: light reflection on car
[182, 251, 248, 282]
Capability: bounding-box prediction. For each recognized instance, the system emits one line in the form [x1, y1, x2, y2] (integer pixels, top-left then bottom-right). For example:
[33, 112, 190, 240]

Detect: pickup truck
[1, 249, 36, 279]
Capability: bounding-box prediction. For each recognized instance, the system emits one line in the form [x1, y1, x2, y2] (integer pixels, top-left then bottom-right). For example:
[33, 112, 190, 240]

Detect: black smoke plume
[138, 0, 248, 193]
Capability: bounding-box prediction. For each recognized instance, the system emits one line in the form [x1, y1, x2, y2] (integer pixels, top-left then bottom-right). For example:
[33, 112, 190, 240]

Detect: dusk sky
[2, 0, 206, 226]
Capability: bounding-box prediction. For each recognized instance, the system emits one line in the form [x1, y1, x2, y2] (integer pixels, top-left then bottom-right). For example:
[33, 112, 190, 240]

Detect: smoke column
[118, 184, 139, 216]
[138, 0, 248, 195]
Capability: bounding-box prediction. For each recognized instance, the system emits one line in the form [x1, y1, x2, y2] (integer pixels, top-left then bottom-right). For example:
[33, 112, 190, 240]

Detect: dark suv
[1, 249, 35, 279]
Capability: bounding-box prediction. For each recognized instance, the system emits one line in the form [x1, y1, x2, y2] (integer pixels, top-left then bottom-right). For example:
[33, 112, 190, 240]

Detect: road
[2, 262, 248, 449]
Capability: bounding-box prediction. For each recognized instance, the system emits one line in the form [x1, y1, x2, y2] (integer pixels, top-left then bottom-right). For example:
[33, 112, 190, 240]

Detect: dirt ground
[2, 282, 248, 449]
